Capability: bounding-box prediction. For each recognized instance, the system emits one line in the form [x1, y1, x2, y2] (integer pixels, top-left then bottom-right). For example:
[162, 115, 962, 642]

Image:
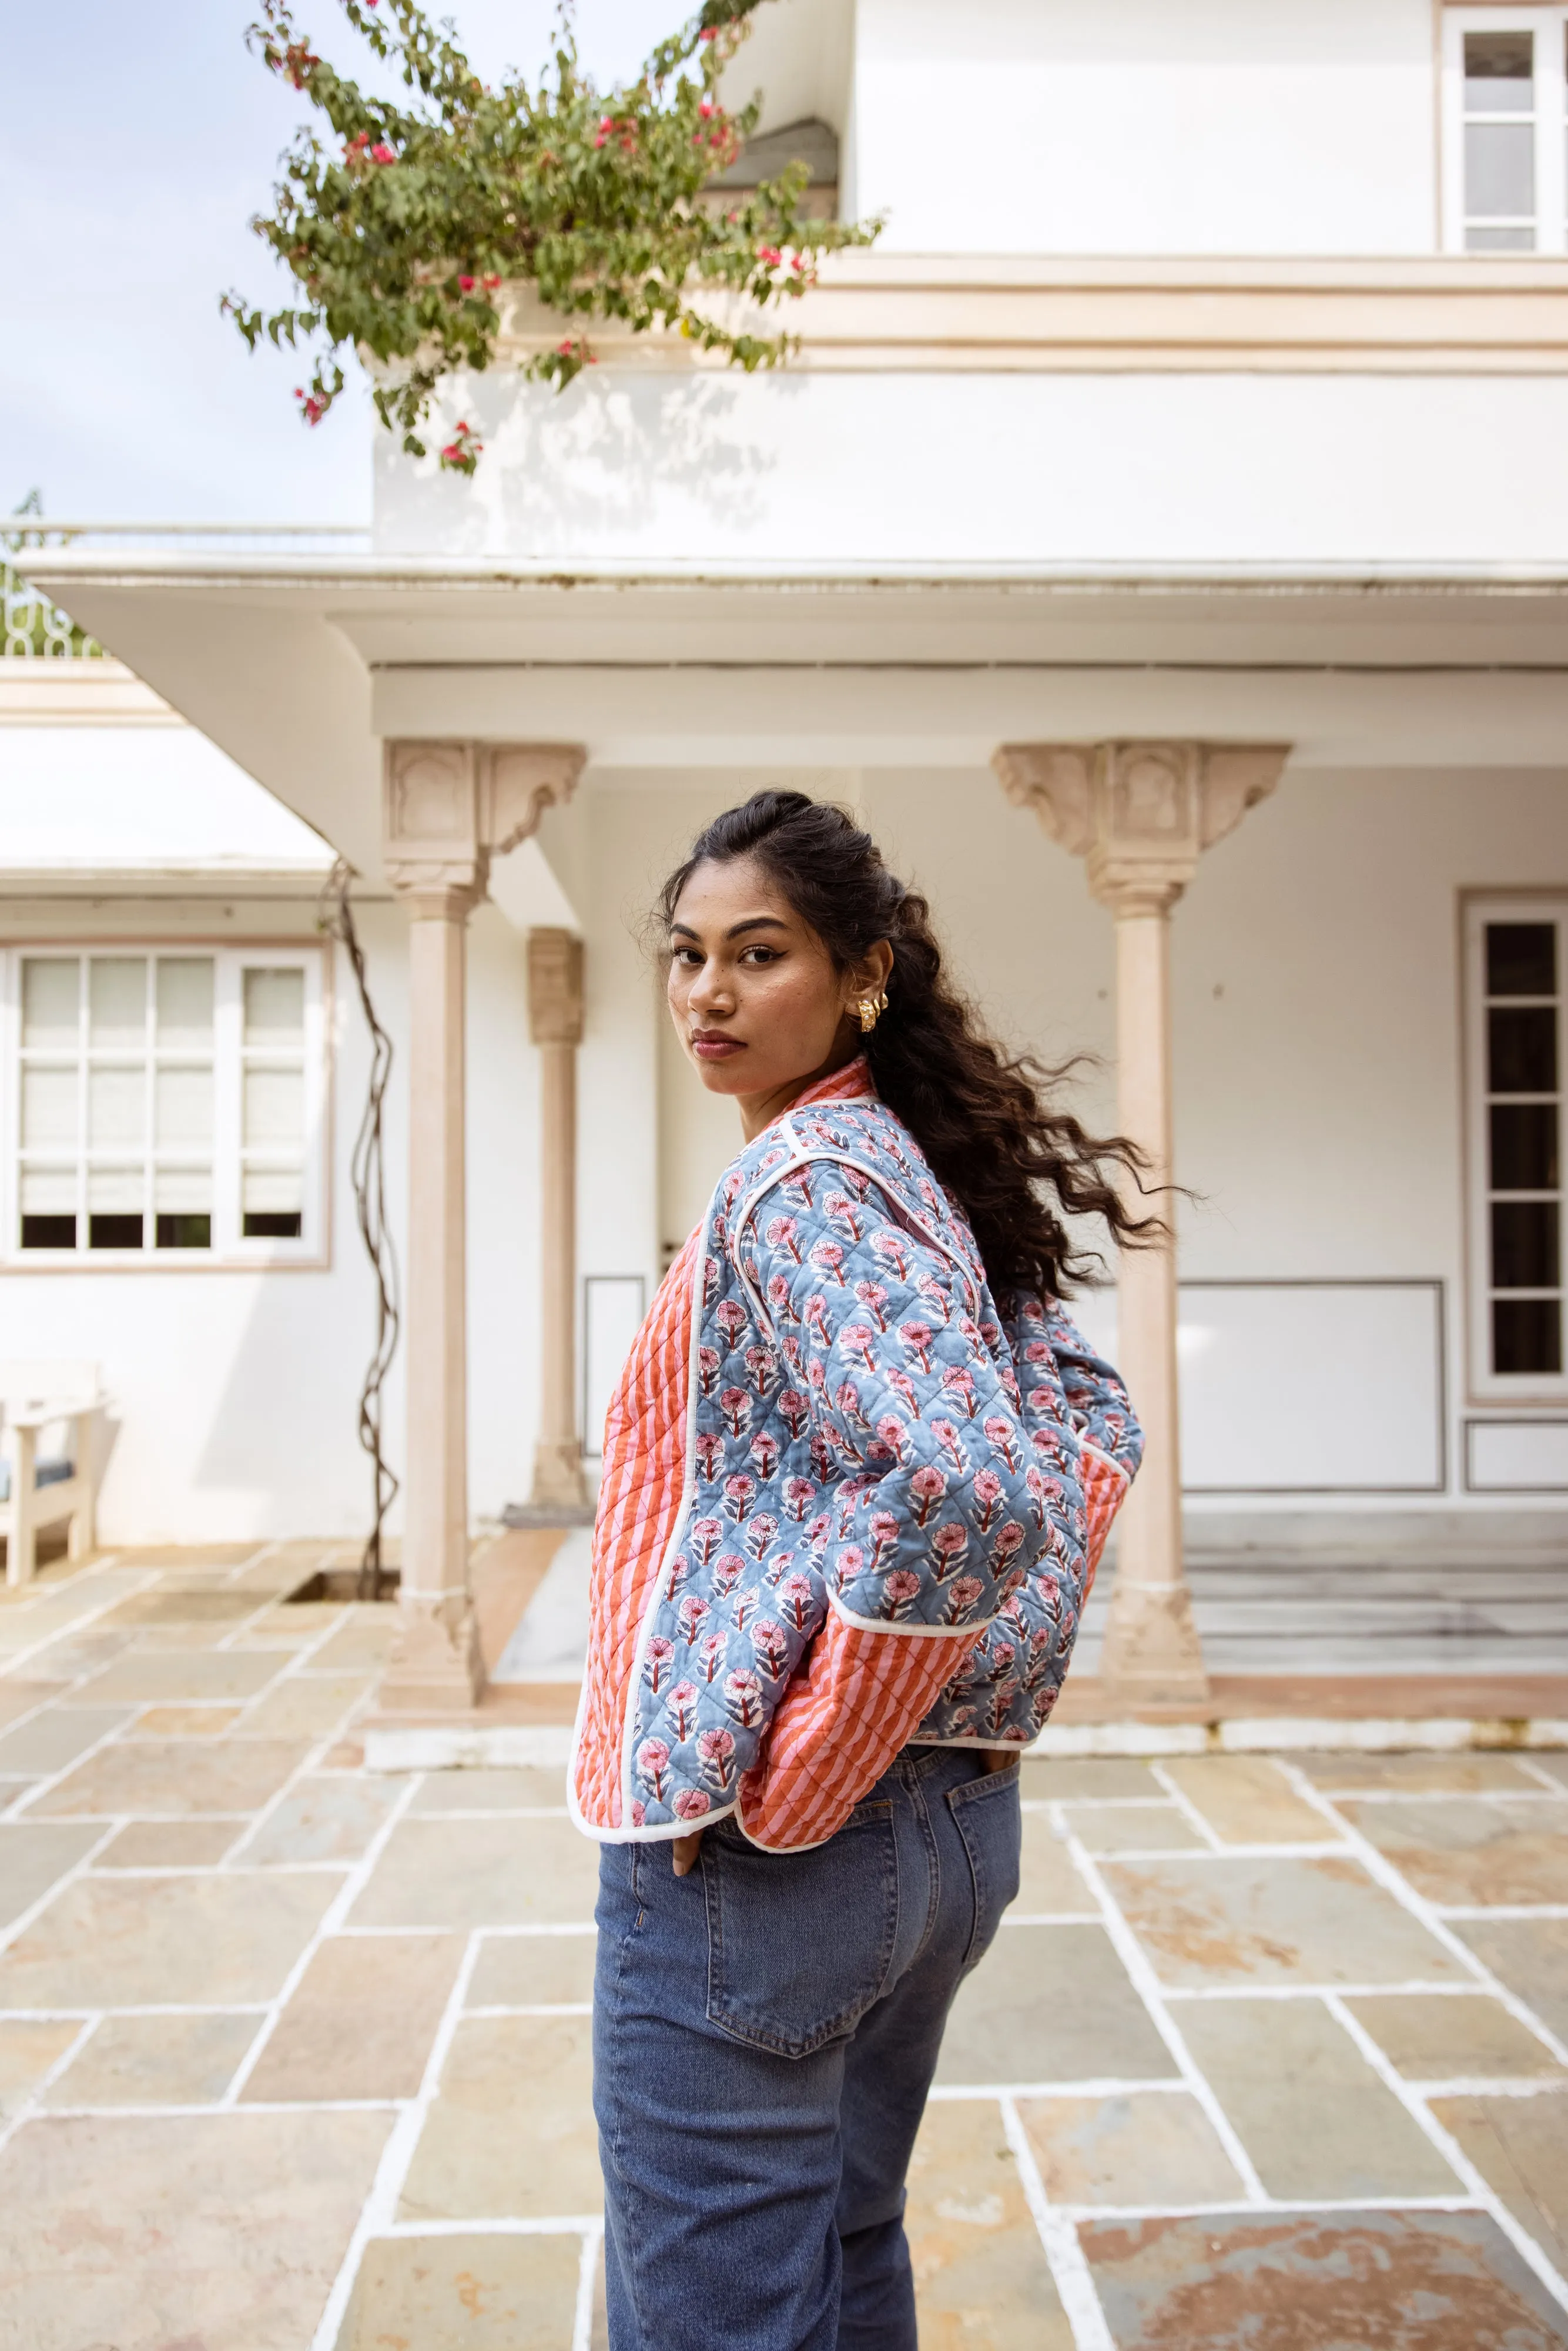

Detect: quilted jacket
[569, 1061, 1141, 1852]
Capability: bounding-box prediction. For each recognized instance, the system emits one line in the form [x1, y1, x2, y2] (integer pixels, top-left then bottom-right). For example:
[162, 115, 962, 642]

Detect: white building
[9, 0, 1568, 1707]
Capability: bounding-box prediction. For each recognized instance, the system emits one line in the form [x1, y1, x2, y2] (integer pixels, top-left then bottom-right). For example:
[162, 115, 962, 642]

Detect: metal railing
[2, 520, 372, 661]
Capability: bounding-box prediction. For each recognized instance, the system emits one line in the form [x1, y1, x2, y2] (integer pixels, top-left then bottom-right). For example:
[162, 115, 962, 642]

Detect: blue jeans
[593, 1744, 1023, 2351]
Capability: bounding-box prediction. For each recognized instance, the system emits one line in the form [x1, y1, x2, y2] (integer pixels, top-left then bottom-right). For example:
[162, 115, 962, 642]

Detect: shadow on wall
[377, 370, 779, 555]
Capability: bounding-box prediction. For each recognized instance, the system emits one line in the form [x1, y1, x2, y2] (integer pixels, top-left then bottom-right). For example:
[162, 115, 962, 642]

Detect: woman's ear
[845, 939, 894, 1014]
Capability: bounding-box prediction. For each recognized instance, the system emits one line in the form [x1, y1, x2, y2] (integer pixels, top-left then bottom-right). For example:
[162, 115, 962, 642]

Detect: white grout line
[1146, 1763, 1228, 1851]
[223, 1770, 425, 2106]
[572, 2222, 605, 2351]
[1275, 1763, 1568, 2072]
[0, 1571, 165, 1716]
[1325, 1991, 1568, 2317]
[0, 2014, 98, 2159]
[46, 2097, 402, 2119]
[1313, 1785, 1568, 1806]
[1517, 1759, 1568, 1796]
[0, 1817, 123, 1957]
[465, 2003, 594, 2019]
[376, 2214, 603, 2237]
[306, 1927, 487, 2351]
[999, 2093, 1115, 2351]
[1162, 1979, 1538, 2003]
[930, 2077, 1193, 2102]
[1001, 1913, 1105, 1929]
[1074, 1840, 1353, 1864]
[1402, 2075, 1568, 2098]
[1043, 2193, 1489, 2223]
[1435, 1903, 1568, 1921]
[1056, 1811, 1268, 2205]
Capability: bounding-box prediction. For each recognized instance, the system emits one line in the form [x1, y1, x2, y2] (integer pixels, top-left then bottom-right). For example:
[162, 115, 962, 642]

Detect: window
[1466, 900, 1566, 1397]
[2, 946, 328, 1265]
[1443, 8, 1568, 252]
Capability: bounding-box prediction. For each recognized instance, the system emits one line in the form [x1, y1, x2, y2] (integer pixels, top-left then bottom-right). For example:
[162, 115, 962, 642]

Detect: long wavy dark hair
[658, 791, 1162, 1297]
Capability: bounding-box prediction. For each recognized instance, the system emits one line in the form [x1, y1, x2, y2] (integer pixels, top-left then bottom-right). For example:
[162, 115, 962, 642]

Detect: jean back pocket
[702, 1800, 898, 2059]
[947, 1760, 1022, 1971]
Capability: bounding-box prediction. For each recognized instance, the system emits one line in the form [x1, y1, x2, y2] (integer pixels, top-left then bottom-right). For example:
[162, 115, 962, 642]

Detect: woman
[571, 791, 1150, 2351]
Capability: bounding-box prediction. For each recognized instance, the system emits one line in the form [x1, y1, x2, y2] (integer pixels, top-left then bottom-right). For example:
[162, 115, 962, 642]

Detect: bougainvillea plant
[224, 0, 880, 473]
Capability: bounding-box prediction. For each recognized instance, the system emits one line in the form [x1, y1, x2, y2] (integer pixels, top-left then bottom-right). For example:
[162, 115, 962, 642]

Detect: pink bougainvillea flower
[370, 143, 396, 163]
[757, 245, 783, 267]
[482, 272, 501, 289]
[458, 273, 475, 291]
[699, 99, 715, 119]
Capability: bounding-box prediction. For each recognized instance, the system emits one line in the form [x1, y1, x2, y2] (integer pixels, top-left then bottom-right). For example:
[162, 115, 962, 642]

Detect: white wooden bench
[0, 1362, 105, 1587]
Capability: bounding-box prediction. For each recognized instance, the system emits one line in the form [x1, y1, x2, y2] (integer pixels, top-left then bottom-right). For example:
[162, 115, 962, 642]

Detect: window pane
[242, 1166, 303, 1214]
[1490, 1102, 1559, 1190]
[1491, 1199, 1560, 1287]
[155, 1064, 213, 1150]
[88, 957, 146, 1046]
[88, 1064, 146, 1148]
[155, 1166, 212, 1213]
[1466, 29, 1535, 110]
[1494, 1295, 1562, 1374]
[20, 1166, 75, 1214]
[1467, 222, 1536, 248]
[21, 1066, 78, 1148]
[88, 1213, 143, 1251]
[21, 960, 79, 1048]
[1486, 922, 1556, 997]
[20, 1215, 75, 1250]
[243, 1066, 304, 1150]
[156, 1213, 211, 1250]
[156, 958, 214, 1047]
[243, 967, 304, 1044]
[88, 1166, 144, 1212]
[1466, 121, 1536, 216]
[1489, 1005, 1557, 1093]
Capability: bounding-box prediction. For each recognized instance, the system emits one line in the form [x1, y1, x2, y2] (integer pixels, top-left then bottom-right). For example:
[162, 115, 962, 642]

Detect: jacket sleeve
[729, 1169, 1080, 1848]
[1040, 1302, 1143, 1585]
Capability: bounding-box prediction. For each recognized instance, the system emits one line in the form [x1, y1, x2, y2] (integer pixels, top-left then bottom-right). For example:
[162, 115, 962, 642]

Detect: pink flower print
[853, 1278, 889, 1329]
[676, 1593, 710, 1643]
[984, 1637, 1017, 1682]
[644, 1636, 674, 1694]
[940, 1575, 985, 1626]
[723, 1472, 756, 1522]
[972, 1468, 1004, 1532]
[883, 1568, 922, 1619]
[809, 1240, 847, 1288]
[631, 1799, 647, 1827]
[765, 1214, 802, 1263]
[836, 1543, 865, 1591]
[749, 1429, 780, 1479]
[1023, 1339, 1053, 1372]
[666, 1554, 690, 1595]
[673, 1787, 712, 1820]
[909, 1463, 947, 1526]
[941, 1365, 978, 1418]
[690, 1517, 722, 1565]
[723, 1668, 764, 1727]
[870, 1230, 910, 1280]
[886, 1367, 920, 1416]
[636, 1737, 670, 1799]
[930, 1522, 969, 1582]
[867, 1509, 899, 1566]
[782, 1333, 804, 1375]
[835, 1381, 872, 1436]
[732, 1585, 759, 1630]
[698, 1345, 721, 1396]
[803, 1297, 832, 1351]
[712, 1551, 746, 1597]
[779, 1389, 810, 1441]
[840, 1163, 872, 1200]
[993, 1520, 1026, 1570]
[719, 1388, 752, 1441]
[696, 1724, 737, 1791]
[743, 1511, 779, 1560]
[781, 1168, 813, 1210]
[763, 1546, 797, 1586]
[806, 1358, 828, 1396]
[694, 1429, 722, 1479]
[696, 1630, 728, 1682]
[840, 1324, 878, 1375]
[932, 1419, 967, 1472]
[766, 1272, 795, 1323]
[984, 1416, 1018, 1472]
[778, 1573, 816, 1632]
[744, 1344, 776, 1398]
[824, 1191, 862, 1241]
[781, 1475, 816, 1522]
[914, 1272, 950, 1324]
[875, 1414, 910, 1465]
[899, 1321, 934, 1375]
[809, 1430, 836, 1483]
[715, 1297, 749, 1349]
[703, 1254, 721, 1305]
[999, 1562, 1028, 1602]
[751, 1617, 789, 1677]
[1024, 1466, 1049, 1528]
[980, 1318, 1003, 1352]
[805, 1512, 833, 1556]
[665, 1681, 699, 1741]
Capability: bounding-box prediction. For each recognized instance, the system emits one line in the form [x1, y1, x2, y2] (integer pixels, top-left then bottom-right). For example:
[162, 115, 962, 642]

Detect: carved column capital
[994, 739, 1289, 917]
[528, 927, 585, 1048]
[383, 738, 587, 910]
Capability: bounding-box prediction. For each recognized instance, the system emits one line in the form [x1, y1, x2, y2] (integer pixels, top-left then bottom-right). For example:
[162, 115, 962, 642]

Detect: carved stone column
[378, 739, 585, 1712]
[528, 927, 589, 1510]
[994, 741, 1289, 1704]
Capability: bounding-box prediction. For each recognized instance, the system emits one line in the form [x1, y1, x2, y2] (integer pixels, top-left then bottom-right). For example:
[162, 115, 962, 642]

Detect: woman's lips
[691, 1032, 743, 1061]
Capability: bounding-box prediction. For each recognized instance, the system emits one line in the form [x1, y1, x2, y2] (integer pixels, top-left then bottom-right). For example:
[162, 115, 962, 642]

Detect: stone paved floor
[2, 1550, 1568, 2349]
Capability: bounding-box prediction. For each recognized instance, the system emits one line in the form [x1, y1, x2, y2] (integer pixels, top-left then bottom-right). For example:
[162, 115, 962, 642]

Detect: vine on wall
[226, 0, 880, 474]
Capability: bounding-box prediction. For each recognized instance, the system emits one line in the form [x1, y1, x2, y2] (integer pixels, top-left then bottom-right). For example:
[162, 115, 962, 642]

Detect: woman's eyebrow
[725, 916, 790, 940]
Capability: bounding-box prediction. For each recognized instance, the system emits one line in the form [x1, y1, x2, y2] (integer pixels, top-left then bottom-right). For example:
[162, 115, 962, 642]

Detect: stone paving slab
[1, 1560, 1566, 2349]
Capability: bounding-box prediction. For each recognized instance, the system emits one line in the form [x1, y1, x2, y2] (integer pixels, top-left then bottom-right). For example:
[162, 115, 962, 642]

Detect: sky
[1, 1, 686, 523]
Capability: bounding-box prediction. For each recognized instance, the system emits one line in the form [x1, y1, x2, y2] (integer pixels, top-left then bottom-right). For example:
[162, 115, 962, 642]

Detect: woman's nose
[688, 960, 730, 1015]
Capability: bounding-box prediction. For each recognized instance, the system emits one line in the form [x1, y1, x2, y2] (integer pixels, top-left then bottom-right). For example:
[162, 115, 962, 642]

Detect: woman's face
[666, 855, 889, 1134]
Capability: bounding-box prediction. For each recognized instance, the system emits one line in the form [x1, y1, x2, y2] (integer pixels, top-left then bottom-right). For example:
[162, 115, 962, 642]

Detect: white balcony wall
[849, 0, 1438, 255]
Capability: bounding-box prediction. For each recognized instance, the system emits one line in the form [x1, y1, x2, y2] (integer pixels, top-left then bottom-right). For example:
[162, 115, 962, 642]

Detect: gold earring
[857, 989, 889, 1034]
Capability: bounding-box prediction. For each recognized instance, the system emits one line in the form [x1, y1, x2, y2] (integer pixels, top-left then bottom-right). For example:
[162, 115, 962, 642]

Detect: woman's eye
[741, 947, 780, 967]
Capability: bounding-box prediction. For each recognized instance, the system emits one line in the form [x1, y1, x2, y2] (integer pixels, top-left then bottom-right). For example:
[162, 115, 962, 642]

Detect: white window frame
[1442, 6, 1568, 254]
[1463, 895, 1567, 1404]
[0, 941, 331, 1271]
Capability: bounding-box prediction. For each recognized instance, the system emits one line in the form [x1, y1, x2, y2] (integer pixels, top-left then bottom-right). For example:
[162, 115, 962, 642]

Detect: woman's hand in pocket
[673, 1830, 705, 1877]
